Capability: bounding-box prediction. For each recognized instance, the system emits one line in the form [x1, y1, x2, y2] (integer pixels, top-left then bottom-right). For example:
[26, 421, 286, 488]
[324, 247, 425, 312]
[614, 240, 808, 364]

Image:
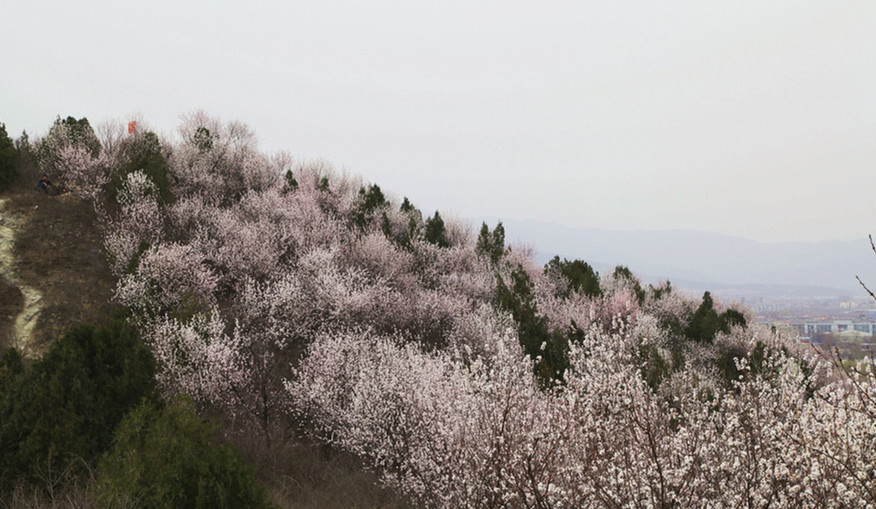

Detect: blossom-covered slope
[39, 112, 876, 508]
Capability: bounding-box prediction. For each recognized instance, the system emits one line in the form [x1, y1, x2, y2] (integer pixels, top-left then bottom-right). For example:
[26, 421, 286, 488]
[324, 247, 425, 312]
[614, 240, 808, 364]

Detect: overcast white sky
[2, 1, 874, 242]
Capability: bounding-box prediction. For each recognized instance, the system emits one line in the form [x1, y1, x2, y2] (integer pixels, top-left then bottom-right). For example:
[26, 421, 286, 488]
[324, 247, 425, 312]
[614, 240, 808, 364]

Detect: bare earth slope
[0, 187, 115, 355]
[0, 200, 27, 349]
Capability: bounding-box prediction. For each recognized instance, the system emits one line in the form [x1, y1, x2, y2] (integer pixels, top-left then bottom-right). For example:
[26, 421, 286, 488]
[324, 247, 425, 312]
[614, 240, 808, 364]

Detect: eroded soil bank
[0, 193, 115, 355]
[0, 198, 42, 355]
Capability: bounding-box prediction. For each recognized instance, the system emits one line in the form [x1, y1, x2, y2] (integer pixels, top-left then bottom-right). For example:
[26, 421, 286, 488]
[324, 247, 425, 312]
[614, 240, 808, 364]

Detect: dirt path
[0, 197, 42, 355]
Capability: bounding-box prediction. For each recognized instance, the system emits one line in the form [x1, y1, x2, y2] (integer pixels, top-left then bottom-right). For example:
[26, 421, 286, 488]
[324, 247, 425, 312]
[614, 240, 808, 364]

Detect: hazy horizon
[3, 1, 874, 243]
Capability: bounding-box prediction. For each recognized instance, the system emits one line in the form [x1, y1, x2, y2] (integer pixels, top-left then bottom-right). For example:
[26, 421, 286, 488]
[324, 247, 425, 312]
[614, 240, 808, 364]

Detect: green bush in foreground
[0, 322, 156, 489]
[96, 395, 274, 509]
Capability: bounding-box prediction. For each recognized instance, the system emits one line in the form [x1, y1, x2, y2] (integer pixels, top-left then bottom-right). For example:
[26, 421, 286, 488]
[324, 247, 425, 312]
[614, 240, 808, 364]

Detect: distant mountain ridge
[472, 217, 876, 300]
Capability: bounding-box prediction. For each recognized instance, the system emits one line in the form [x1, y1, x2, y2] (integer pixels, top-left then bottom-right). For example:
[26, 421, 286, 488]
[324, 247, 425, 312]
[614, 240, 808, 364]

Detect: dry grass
[229, 425, 415, 509]
[0, 483, 94, 509]
[0, 278, 23, 350]
[0, 157, 115, 354]
[0, 457, 96, 509]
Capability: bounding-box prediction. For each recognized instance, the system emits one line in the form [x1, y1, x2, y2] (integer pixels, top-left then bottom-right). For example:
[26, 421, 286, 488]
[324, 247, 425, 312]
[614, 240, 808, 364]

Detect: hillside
[0, 168, 115, 355]
[1, 113, 875, 508]
[0, 139, 413, 508]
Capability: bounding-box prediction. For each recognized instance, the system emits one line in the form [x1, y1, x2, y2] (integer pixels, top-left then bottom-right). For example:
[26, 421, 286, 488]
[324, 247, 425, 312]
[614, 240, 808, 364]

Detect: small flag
[128, 121, 137, 134]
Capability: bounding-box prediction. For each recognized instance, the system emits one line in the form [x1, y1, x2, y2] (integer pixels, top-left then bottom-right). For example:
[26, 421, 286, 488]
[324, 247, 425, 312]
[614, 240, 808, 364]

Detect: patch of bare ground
[0, 197, 37, 353]
[231, 429, 415, 509]
[0, 160, 115, 355]
[0, 275, 24, 349]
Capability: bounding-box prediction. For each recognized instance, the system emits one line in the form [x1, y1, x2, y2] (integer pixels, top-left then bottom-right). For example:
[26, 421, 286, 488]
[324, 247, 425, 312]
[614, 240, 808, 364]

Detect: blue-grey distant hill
[473, 217, 876, 300]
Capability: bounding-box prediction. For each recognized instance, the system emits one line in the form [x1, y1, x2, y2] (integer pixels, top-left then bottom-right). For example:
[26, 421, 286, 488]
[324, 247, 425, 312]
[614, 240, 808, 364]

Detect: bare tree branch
[856, 276, 876, 301]
[856, 234, 876, 301]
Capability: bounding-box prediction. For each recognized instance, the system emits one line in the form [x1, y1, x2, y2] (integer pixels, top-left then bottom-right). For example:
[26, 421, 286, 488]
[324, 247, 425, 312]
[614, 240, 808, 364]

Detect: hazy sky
[3, 1, 874, 242]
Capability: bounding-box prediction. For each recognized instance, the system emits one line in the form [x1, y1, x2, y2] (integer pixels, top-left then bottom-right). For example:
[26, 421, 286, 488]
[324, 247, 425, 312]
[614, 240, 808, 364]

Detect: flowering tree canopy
[42, 111, 875, 507]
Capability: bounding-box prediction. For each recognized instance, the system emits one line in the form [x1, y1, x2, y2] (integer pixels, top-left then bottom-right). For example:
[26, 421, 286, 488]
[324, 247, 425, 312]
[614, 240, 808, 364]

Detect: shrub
[423, 211, 449, 248]
[476, 221, 505, 264]
[353, 184, 388, 230]
[495, 266, 563, 382]
[686, 291, 747, 344]
[544, 256, 601, 298]
[96, 395, 274, 509]
[35, 116, 101, 171]
[111, 130, 174, 206]
[0, 321, 156, 488]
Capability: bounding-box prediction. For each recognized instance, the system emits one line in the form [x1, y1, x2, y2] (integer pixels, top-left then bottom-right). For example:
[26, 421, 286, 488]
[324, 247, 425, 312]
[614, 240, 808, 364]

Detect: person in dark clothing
[35, 174, 53, 192]
[34, 173, 56, 193]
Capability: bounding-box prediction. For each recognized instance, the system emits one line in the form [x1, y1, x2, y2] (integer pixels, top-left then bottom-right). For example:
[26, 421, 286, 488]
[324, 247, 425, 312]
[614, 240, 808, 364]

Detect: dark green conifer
[424, 211, 449, 248]
[0, 123, 18, 191]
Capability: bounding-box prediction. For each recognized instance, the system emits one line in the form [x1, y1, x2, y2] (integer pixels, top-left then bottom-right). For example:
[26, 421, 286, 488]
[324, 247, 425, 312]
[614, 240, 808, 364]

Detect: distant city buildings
[753, 296, 876, 361]
[788, 319, 876, 337]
